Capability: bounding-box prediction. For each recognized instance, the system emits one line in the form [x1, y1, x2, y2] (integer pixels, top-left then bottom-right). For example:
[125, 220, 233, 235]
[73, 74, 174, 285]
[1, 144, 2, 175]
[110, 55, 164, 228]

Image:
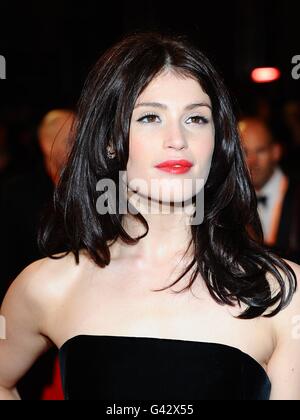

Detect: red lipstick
[155, 160, 193, 175]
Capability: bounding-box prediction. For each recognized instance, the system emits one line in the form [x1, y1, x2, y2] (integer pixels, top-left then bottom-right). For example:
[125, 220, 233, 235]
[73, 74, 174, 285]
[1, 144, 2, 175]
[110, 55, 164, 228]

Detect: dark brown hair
[38, 31, 297, 319]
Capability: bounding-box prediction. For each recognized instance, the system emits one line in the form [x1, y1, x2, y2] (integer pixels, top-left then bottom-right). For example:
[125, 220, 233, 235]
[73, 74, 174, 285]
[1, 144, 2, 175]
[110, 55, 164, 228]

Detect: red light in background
[251, 67, 281, 83]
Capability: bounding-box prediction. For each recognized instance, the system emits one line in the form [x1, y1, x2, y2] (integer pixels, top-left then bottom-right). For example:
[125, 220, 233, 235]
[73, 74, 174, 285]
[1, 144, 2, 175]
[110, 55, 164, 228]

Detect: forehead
[240, 121, 272, 148]
[136, 70, 211, 106]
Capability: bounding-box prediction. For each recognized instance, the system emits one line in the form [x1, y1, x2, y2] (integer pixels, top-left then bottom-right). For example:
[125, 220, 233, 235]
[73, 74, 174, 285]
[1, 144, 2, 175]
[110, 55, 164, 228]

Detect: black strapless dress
[58, 335, 271, 400]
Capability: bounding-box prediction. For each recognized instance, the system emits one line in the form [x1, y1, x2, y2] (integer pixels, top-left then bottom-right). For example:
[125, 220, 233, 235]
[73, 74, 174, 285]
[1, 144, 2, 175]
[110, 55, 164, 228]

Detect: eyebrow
[134, 102, 212, 111]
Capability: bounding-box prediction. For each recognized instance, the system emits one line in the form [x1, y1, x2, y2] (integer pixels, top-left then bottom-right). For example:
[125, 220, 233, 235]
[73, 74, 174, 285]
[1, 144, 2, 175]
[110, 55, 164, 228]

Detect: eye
[186, 115, 209, 125]
[137, 113, 160, 124]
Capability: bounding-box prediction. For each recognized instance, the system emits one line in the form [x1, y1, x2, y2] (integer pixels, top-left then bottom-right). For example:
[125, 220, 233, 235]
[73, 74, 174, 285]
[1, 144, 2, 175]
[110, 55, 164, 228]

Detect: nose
[163, 121, 187, 150]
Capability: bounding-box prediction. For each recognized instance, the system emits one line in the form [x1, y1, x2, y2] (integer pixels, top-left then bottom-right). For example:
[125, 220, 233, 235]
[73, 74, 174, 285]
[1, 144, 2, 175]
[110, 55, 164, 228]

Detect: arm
[267, 260, 300, 400]
[0, 260, 54, 400]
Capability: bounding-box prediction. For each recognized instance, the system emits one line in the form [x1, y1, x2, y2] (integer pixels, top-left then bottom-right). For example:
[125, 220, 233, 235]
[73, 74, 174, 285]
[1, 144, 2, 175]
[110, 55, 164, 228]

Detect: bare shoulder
[266, 259, 300, 342]
[1, 249, 90, 324]
[0, 251, 92, 391]
[265, 259, 300, 400]
[267, 258, 300, 335]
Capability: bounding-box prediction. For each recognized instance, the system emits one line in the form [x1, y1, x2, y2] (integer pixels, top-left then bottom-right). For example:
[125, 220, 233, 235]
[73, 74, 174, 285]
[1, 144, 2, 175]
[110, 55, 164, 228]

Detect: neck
[109, 191, 195, 267]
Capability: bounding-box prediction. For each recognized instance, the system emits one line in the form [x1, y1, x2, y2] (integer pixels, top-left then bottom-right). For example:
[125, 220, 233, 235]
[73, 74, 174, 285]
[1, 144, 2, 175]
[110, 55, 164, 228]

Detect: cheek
[129, 137, 149, 158]
[201, 136, 215, 155]
[260, 154, 273, 168]
[193, 132, 215, 166]
[128, 127, 156, 161]
[127, 133, 153, 181]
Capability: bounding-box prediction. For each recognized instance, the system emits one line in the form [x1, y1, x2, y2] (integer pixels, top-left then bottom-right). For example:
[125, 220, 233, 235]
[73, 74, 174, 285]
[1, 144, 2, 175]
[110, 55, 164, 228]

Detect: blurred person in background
[0, 109, 75, 399]
[239, 116, 300, 262]
[37, 110, 75, 185]
[0, 109, 75, 299]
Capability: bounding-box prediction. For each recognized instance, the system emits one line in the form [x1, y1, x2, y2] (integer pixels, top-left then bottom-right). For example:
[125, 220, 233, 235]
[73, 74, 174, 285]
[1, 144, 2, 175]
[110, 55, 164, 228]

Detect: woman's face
[127, 70, 215, 208]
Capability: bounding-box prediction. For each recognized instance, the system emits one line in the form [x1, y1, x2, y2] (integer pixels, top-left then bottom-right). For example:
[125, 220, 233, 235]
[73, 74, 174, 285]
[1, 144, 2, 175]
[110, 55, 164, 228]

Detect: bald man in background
[38, 109, 74, 185]
[0, 109, 75, 399]
[0, 109, 75, 297]
[239, 117, 300, 262]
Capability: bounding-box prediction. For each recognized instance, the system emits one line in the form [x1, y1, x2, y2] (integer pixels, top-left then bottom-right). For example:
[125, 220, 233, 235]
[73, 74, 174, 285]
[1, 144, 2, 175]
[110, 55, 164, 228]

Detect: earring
[107, 146, 116, 159]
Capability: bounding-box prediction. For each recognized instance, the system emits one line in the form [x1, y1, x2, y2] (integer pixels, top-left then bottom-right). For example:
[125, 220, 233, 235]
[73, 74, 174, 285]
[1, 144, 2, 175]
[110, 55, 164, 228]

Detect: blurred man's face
[38, 110, 75, 170]
[239, 119, 282, 191]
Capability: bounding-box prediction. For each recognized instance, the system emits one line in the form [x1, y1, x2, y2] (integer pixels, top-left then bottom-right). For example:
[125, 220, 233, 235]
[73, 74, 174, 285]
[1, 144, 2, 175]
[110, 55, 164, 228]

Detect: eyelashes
[136, 113, 210, 125]
[187, 116, 209, 125]
[137, 113, 160, 124]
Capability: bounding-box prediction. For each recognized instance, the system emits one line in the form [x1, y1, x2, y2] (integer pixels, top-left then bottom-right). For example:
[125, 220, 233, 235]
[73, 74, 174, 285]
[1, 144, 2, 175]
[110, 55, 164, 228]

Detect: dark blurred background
[0, 0, 299, 121]
[0, 0, 299, 400]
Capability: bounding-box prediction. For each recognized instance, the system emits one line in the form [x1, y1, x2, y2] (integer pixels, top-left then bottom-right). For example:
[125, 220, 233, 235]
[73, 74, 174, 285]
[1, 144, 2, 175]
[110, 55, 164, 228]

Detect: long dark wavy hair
[37, 31, 297, 319]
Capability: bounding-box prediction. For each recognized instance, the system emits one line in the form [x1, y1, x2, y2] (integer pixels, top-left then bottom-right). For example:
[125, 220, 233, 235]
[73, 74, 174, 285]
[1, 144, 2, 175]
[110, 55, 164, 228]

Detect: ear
[272, 143, 283, 162]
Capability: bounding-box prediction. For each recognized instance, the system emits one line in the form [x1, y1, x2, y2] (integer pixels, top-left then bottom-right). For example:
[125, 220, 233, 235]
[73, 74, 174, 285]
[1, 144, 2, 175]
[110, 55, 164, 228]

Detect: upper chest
[48, 258, 275, 366]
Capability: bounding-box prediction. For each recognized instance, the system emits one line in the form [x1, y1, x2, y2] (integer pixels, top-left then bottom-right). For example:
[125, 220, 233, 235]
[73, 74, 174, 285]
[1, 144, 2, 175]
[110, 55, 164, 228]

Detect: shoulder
[1, 250, 90, 328]
[0, 251, 91, 389]
[265, 259, 300, 399]
[268, 258, 300, 338]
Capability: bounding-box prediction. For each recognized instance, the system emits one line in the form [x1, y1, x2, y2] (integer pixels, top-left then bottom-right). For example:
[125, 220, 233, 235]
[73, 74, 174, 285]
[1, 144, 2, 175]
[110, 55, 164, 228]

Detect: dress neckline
[58, 333, 271, 386]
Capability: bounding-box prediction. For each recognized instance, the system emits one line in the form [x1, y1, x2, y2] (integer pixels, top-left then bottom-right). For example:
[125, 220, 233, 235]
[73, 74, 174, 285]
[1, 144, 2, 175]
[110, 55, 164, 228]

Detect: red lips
[155, 160, 193, 175]
[155, 160, 193, 168]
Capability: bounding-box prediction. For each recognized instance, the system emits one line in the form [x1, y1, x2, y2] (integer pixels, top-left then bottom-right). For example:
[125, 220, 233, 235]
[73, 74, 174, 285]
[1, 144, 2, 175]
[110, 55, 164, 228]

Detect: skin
[0, 72, 300, 400]
[239, 118, 282, 192]
[38, 110, 76, 186]
[114, 70, 215, 268]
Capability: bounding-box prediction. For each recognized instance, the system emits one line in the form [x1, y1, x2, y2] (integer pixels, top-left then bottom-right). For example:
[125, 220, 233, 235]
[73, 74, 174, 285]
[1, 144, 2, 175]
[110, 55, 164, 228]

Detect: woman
[0, 32, 300, 401]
